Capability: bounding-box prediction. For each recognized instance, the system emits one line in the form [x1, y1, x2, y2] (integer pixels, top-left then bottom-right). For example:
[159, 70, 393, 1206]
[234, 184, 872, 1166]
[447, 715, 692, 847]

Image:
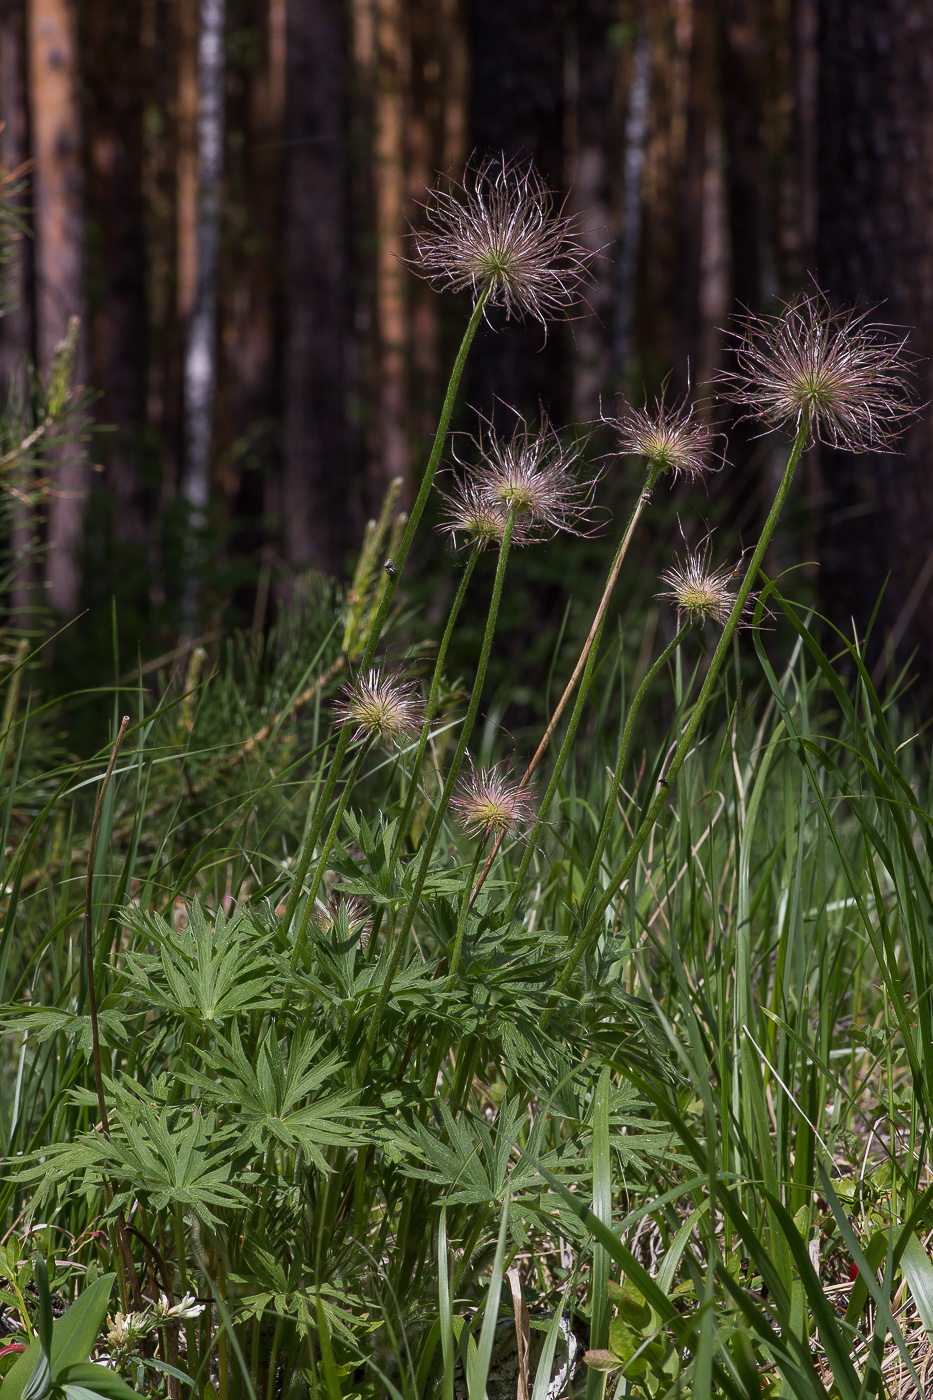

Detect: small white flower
[169, 1292, 205, 1320]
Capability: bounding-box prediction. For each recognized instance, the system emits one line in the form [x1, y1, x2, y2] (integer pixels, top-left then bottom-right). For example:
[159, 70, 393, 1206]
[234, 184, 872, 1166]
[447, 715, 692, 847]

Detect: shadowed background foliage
[0, 0, 931, 698]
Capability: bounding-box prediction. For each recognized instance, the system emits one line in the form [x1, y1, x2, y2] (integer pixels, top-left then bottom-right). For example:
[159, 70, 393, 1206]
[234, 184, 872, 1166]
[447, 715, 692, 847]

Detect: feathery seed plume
[463, 416, 596, 540]
[315, 894, 373, 949]
[411, 155, 594, 328]
[608, 394, 715, 482]
[334, 669, 424, 748]
[658, 546, 742, 627]
[714, 289, 916, 451]
[437, 476, 519, 551]
[451, 760, 536, 840]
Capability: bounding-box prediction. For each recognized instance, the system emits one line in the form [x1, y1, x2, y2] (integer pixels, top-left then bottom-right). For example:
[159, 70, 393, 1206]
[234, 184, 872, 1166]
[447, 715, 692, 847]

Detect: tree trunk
[81, 0, 149, 552]
[672, 0, 715, 394]
[816, 0, 933, 677]
[280, 0, 353, 578]
[612, 14, 652, 382]
[371, 0, 410, 507]
[565, 0, 615, 420]
[27, 0, 87, 616]
[467, 0, 569, 424]
[216, 0, 285, 596]
[0, 0, 36, 624]
[182, 0, 225, 518]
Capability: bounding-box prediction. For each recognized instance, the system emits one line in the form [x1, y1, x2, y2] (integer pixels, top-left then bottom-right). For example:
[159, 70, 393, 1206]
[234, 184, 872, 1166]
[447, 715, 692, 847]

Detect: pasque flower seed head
[334, 669, 424, 748]
[315, 894, 373, 949]
[451, 760, 536, 840]
[437, 476, 522, 551]
[461, 415, 596, 541]
[659, 548, 740, 627]
[714, 289, 916, 451]
[411, 155, 594, 328]
[608, 394, 715, 482]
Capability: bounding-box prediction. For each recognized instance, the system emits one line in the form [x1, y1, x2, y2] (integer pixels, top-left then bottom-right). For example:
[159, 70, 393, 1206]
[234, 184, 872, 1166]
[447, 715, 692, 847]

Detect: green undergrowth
[1, 576, 932, 1400]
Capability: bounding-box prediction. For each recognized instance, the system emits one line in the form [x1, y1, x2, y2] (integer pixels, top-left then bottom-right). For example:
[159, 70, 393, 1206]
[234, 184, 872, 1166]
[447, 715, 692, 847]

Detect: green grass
[1, 568, 932, 1400]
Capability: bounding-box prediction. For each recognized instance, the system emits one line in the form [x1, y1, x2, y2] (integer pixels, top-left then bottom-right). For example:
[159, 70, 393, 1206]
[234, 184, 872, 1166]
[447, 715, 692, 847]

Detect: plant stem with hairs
[353, 508, 518, 1092]
[576, 621, 692, 913]
[288, 737, 374, 973]
[278, 288, 490, 944]
[471, 468, 662, 909]
[446, 842, 487, 985]
[548, 415, 811, 1014]
[390, 546, 481, 867]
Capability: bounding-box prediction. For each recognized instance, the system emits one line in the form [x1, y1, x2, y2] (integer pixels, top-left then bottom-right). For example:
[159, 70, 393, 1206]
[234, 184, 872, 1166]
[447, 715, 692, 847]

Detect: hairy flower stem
[390, 546, 481, 868]
[279, 288, 490, 945]
[288, 738, 374, 975]
[446, 842, 487, 985]
[353, 510, 518, 1092]
[470, 468, 662, 909]
[498, 472, 663, 922]
[576, 623, 692, 912]
[548, 416, 810, 1015]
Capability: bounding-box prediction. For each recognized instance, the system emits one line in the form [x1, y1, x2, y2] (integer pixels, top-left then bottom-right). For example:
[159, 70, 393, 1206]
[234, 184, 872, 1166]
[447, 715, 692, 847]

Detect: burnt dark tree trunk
[280, 0, 356, 579]
[0, 0, 36, 622]
[81, 0, 151, 564]
[467, 0, 569, 427]
[817, 0, 933, 677]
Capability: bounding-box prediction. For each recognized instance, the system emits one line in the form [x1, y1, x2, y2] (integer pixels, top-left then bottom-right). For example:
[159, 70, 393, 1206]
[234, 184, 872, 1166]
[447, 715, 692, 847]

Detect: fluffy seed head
[451, 761, 536, 840]
[714, 290, 916, 451]
[463, 416, 596, 540]
[608, 395, 715, 482]
[658, 548, 741, 627]
[410, 155, 594, 328]
[315, 894, 373, 949]
[437, 477, 518, 551]
[334, 669, 424, 747]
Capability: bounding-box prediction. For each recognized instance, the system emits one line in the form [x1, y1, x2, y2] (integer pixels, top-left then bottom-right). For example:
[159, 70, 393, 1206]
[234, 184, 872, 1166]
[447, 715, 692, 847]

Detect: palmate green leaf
[392, 1096, 574, 1246]
[178, 1024, 373, 1170]
[20, 1104, 249, 1229]
[0, 1005, 127, 1053]
[105, 1104, 249, 1225]
[121, 900, 280, 1027]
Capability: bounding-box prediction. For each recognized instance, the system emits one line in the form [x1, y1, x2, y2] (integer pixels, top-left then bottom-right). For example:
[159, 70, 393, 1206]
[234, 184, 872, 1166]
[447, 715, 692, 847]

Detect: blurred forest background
[1, 0, 932, 703]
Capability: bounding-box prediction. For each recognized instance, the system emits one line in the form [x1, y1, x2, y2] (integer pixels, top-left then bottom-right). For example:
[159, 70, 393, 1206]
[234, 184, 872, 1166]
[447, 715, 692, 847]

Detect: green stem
[264, 1314, 285, 1400]
[288, 738, 374, 973]
[390, 546, 481, 867]
[353, 508, 518, 1091]
[475, 469, 662, 914]
[551, 415, 811, 1007]
[576, 621, 693, 912]
[446, 842, 486, 984]
[173, 1203, 198, 1379]
[448, 1034, 481, 1110]
[279, 287, 491, 944]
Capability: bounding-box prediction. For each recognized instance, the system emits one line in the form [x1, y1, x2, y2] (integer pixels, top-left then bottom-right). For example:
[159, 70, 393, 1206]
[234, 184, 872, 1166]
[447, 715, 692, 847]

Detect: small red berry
[850, 1262, 859, 1281]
